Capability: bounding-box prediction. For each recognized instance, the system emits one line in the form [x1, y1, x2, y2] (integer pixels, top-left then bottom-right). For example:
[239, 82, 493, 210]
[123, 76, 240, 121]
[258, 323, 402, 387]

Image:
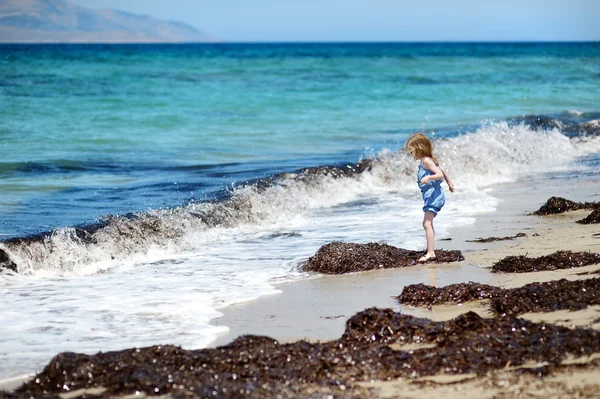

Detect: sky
[70, 0, 600, 42]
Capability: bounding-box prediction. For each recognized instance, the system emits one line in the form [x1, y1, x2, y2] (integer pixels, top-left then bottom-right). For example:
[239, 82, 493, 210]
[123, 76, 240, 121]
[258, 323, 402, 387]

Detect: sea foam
[1, 122, 599, 276]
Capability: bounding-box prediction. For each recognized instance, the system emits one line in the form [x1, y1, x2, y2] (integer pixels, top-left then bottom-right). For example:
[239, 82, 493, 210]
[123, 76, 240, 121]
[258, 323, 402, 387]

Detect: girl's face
[407, 147, 419, 160]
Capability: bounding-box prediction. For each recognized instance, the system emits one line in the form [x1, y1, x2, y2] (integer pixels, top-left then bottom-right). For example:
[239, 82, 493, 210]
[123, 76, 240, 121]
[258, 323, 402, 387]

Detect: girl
[405, 133, 455, 262]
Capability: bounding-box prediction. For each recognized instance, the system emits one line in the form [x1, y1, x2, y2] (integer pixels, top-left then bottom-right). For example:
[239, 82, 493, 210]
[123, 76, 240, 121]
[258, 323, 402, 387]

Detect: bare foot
[418, 253, 437, 263]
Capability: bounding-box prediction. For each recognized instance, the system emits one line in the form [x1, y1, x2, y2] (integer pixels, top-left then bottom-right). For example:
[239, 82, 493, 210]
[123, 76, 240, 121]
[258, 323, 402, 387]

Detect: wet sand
[211, 178, 600, 346]
[205, 179, 600, 397]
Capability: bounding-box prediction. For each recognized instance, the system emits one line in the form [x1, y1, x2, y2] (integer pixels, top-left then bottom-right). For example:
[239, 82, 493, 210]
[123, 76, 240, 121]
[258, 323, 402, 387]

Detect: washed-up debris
[467, 233, 527, 243]
[577, 209, 600, 224]
[397, 282, 502, 307]
[576, 269, 600, 276]
[300, 242, 464, 274]
[398, 278, 600, 316]
[491, 278, 600, 316]
[5, 309, 600, 399]
[532, 196, 599, 216]
[491, 250, 600, 273]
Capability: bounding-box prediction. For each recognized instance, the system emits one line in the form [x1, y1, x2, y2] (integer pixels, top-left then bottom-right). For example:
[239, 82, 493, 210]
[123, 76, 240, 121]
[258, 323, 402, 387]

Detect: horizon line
[0, 39, 598, 45]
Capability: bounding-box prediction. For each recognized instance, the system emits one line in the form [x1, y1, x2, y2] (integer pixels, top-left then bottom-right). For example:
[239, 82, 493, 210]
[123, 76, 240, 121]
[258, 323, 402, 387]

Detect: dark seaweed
[300, 242, 464, 274]
[576, 269, 600, 276]
[532, 197, 599, 216]
[576, 209, 600, 224]
[491, 250, 600, 273]
[491, 278, 600, 316]
[397, 282, 502, 307]
[398, 278, 600, 316]
[4, 309, 600, 399]
[467, 232, 527, 243]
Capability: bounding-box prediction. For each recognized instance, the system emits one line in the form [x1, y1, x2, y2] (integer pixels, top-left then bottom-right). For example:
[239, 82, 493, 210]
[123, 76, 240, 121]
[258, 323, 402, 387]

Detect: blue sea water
[1, 42, 599, 237]
[1, 42, 600, 378]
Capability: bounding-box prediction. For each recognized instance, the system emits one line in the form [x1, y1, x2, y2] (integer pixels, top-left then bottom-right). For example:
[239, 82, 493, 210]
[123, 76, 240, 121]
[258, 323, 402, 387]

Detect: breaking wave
[2, 117, 600, 275]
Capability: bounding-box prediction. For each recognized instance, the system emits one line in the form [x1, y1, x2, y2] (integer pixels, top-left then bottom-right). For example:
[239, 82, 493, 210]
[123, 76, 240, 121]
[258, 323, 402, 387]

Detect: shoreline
[1, 177, 599, 395]
[209, 177, 600, 347]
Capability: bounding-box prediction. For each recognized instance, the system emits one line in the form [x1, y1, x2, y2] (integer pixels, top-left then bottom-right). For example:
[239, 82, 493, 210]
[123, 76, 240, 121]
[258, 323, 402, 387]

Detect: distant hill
[0, 0, 218, 43]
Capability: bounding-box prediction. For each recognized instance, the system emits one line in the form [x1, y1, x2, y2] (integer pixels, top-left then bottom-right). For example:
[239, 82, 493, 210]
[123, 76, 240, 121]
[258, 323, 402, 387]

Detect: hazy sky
[71, 0, 600, 42]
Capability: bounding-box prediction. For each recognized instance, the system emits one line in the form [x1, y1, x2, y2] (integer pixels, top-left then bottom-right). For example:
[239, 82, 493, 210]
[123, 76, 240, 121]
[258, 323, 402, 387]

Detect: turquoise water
[1, 42, 599, 236]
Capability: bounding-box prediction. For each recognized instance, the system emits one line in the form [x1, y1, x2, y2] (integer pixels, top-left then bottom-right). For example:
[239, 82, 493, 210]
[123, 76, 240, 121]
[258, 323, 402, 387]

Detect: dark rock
[576, 209, 600, 224]
[491, 250, 600, 273]
[0, 249, 17, 273]
[300, 241, 464, 274]
[467, 232, 526, 243]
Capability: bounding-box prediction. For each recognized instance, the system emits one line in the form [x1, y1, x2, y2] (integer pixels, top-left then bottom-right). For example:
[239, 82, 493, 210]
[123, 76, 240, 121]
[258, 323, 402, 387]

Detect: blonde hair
[405, 133, 439, 165]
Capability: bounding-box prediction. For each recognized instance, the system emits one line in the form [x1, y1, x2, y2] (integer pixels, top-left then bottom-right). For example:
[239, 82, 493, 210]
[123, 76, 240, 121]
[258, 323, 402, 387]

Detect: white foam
[5, 122, 600, 276]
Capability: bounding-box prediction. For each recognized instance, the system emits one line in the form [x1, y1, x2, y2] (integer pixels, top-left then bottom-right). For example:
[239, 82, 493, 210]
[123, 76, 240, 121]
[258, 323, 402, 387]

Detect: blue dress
[417, 163, 445, 216]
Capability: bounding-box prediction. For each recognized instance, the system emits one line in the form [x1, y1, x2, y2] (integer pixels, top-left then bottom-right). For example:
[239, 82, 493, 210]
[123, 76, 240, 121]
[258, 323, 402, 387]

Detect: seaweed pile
[4, 309, 600, 399]
[577, 209, 600, 224]
[490, 250, 600, 273]
[300, 242, 464, 274]
[398, 278, 600, 316]
[532, 196, 599, 216]
[466, 232, 527, 243]
[397, 282, 501, 307]
[491, 278, 600, 316]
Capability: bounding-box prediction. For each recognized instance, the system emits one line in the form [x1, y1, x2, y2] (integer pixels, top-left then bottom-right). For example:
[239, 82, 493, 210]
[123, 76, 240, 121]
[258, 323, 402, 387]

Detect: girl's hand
[420, 176, 430, 184]
[448, 182, 455, 192]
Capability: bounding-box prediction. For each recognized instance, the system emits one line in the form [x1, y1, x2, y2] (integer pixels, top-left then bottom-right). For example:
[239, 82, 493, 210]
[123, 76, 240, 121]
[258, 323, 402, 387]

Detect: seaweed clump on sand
[491, 250, 600, 273]
[467, 232, 527, 243]
[532, 196, 599, 216]
[300, 241, 464, 274]
[397, 282, 502, 307]
[491, 278, 600, 316]
[398, 278, 600, 316]
[6, 310, 600, 399]
[576, 208, 600, 224]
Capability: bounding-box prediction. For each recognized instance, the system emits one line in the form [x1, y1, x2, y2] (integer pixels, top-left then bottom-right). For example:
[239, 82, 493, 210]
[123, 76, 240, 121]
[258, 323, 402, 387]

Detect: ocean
[1, 42, 599, 378]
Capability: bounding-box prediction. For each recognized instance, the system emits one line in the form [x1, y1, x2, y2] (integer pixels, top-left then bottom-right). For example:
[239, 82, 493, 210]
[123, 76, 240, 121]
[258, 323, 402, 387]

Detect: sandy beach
[205, 178, 600, 398]
[2, 177, 599, 398]
[211, 177, 600, 345]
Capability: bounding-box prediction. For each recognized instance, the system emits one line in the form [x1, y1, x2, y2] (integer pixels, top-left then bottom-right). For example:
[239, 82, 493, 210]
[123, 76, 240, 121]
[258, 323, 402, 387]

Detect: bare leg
[419, 211, 437, 262]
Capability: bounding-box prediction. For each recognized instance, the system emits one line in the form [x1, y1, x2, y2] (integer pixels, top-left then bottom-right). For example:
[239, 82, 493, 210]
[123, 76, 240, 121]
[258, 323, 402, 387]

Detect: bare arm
[441, 168, 455, 192]
[420, 157, 443, 183]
